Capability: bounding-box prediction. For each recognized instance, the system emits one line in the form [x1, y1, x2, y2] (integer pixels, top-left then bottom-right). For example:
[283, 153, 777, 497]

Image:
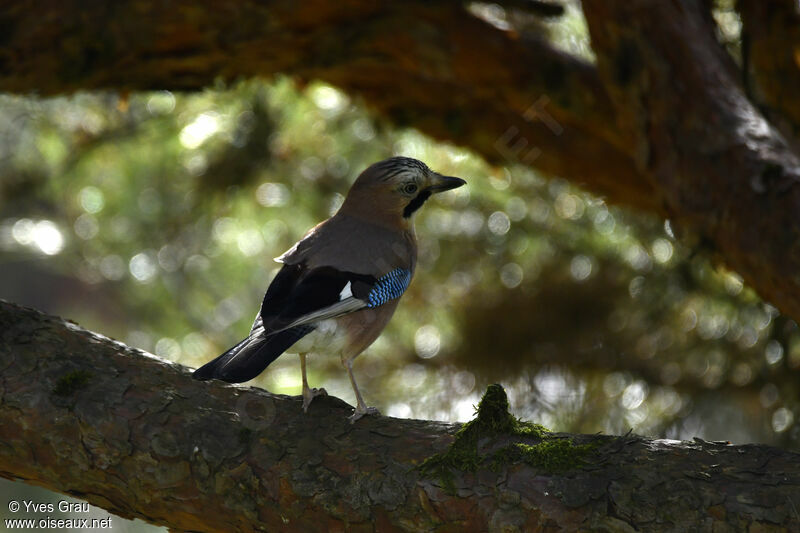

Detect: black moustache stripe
[403, 190, 432, 218]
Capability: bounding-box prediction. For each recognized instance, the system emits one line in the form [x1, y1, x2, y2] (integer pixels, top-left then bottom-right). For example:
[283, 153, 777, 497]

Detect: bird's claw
[348, 406, 380, 423]
[302, 387, 328, 412]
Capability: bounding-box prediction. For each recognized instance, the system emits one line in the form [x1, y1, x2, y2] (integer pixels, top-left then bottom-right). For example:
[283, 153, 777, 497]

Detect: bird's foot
[348, 405, 380, 423]
[302, 387, 328, 412]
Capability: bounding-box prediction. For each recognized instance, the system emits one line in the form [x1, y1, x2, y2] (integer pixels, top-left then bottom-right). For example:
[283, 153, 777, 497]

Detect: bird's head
[339, 157, 466, 226]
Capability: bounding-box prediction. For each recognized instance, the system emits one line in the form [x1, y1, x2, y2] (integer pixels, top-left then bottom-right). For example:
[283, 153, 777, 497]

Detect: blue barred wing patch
[366, 268, 412, 308]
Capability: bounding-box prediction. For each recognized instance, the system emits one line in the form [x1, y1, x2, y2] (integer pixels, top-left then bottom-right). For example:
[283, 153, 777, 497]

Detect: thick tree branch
[583, 0, 800, 323]
[738, 0, 800, 148]
[0, 0, 655, 212]
[2, 300, 800, 531]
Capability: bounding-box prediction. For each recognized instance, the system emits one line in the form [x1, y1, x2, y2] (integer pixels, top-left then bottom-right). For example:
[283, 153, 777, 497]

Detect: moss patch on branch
[418, 384, 598, 492]
[53, 370, 92, 396]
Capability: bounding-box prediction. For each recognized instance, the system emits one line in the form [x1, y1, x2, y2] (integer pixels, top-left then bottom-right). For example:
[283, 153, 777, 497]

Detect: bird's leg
[299, 352, 326, 412]
[343, 356, 380, 423]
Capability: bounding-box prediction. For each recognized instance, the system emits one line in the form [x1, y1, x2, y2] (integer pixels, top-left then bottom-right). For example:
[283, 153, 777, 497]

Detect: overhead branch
[0, 0, 655, 212]
[492, 1, 566, 19]
[2, 300, 800, 531]
[582, 0, 800, 322]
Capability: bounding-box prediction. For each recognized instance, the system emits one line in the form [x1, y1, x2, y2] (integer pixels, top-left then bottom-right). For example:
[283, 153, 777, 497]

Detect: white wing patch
[339, 281, 353, 300]
[278, 298, 366, 333]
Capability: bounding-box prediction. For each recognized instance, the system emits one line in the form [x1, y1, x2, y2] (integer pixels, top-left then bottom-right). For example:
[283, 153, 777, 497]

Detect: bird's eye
[402, 183, 418, 195]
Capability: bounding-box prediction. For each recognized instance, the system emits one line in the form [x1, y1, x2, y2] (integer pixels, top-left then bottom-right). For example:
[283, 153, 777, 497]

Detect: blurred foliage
[0, 1, 798, 529]
[2, 77, 797, 447]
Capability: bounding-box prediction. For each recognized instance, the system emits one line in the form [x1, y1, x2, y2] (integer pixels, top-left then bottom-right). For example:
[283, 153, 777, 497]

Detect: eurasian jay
[193, 156, 466, 421]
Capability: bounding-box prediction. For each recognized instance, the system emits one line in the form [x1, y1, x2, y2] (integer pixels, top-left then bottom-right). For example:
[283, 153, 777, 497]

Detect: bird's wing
[274, 221, 324, 264]
[259, 264, 412, 334]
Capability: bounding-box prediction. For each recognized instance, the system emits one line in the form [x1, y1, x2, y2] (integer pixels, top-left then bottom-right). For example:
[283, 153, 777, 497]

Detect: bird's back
[277, 213, 417, 277]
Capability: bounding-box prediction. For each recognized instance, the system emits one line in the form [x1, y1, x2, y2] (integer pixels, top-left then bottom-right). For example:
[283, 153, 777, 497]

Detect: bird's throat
[403, 190, 432, 218]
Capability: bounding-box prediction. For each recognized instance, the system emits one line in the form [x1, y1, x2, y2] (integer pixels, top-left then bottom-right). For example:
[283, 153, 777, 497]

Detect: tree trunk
[1, 299, 799, 532]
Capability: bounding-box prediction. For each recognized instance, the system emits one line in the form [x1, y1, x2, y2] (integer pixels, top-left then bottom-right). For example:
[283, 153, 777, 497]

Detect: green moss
[418, 384, 596, 492]
[502, 440, 597, 472]
[53, 370, 92, 396]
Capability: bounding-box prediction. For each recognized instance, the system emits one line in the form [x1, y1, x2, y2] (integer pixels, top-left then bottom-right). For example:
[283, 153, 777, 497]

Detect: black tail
[193, 325, 313, 383]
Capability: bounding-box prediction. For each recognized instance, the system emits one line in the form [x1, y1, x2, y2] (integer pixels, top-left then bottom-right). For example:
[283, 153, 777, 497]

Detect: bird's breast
[286, 302, 400, 360]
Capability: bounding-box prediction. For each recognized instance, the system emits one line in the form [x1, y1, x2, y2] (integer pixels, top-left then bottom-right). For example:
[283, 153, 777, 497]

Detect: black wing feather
[261, 265, 376, 333]
[260, 263, 305, 323]
[193, 325, 313, 383]
[194, 263, 379, 383]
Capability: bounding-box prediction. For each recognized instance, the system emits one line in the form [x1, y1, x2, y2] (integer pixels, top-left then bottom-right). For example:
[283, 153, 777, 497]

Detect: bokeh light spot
[452, 370, 476, 395]
[155, 337, 181, 360]
[300, 156, 325, 181]
[500, 262, 524, 288]
[179, 112, 221, 149]
[351, 118, 375, 141]
[621, 381, 648, 410]
[487, 211, 510, 235]
[554, 193, 584, 220]
[129, 252, 158, 282]
[759, 383, 779, 408]
[310, 85, 349, 113]
[237, 227, 265, 257]
[74, 214, 99, 240]
[18, 220, 65, 255]
[100, 254, 126, 281]
[157, 244, 181, 272]
[603, 372, 627, 397]
[146, 91, 176, 115]
[624, 243, 652, 271]
[12, 218, 34, 245]
[651, 238, 673, 264]
[765, 340, 784, 365]
[506, 197, 527, 221]
[79, 186, 105, 213]
[772, 407, 794, 433]
[182, 332, 212, 359]
[459, 210, 484, 236]
[414, 325, 441, 359]
[401, 363, 427, 389]
[730, 363, 753, 386]
[723, 272, 744, 295]
[213, 217, 237, 244]
[570, 255, 593, 281]
[138, 188, 162, 215]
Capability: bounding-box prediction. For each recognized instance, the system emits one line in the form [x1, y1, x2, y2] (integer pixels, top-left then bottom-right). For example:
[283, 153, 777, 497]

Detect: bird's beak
[427, 174, 466, 193]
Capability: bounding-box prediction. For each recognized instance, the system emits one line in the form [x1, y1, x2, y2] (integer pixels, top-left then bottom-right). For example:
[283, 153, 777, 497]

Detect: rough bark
[2, 299, 800, 532]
